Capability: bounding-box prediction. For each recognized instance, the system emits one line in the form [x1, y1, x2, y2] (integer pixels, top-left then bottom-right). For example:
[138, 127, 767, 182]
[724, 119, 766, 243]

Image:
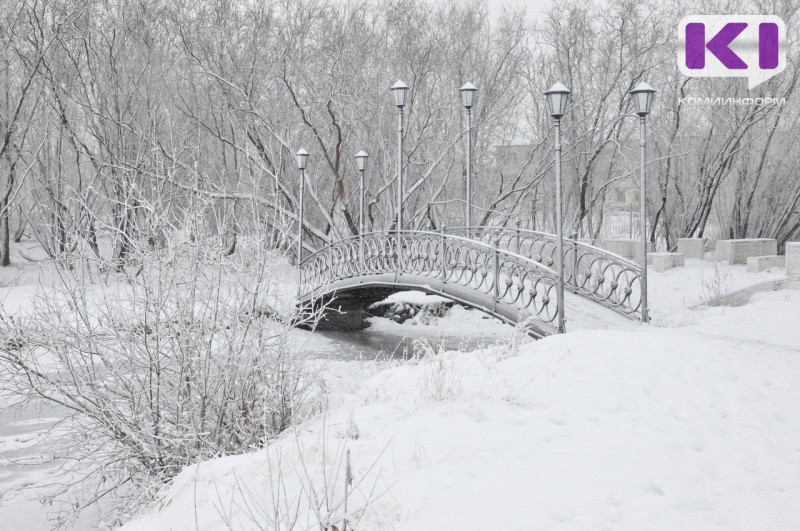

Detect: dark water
[309, 320, 512, 361]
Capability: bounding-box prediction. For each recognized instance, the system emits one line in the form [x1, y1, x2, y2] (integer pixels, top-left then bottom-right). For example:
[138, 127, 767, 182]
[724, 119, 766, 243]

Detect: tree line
[1, 0, 798, 270]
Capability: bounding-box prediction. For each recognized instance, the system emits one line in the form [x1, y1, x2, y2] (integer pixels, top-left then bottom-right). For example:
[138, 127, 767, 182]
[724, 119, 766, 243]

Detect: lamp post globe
[460, 82, 478, 109]
[355, 150, 369, 172]
[630, 82, 656, 116]
[544, 82, 571, 119]
[295, 148, 309, 171]
[390, 80, 409, 109]
[355, 150, 369, 234]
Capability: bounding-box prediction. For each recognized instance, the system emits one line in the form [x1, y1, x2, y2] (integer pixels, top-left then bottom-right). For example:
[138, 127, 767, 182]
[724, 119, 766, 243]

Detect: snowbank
[122, 285, 800, 530]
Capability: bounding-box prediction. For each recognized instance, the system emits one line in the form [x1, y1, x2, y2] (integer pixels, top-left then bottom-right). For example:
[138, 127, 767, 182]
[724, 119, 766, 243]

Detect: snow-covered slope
[121, 276, 800, 530]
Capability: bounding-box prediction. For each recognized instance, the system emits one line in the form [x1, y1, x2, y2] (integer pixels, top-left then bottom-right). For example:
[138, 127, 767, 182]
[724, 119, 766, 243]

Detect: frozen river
[310, 314, 514, 361]
[0, 399, 103, 530]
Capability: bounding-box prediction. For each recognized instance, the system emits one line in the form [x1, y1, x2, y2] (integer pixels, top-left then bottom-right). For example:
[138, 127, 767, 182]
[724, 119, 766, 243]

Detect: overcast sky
[486, 0, 551, 17]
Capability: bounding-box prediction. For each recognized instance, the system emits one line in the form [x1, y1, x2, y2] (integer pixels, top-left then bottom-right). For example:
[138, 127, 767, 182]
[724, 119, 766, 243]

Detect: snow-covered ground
[117, 260, 800, 531]
[0, 261, 800, 531]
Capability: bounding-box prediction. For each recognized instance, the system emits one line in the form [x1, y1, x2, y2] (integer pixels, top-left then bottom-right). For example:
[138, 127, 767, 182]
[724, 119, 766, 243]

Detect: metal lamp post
[355, 150, 369, 272]
[544, 82, 571, 333]
[390, 80, 409, 233]
[460, 82, 477, 238]
[629, 81, 656, 323]
[355, 150, 369, 235]
[295, 148, 309, 264]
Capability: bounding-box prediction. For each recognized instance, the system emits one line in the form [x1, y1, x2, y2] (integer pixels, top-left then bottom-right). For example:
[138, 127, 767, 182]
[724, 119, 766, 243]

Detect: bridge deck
[297, 230, 643, 337]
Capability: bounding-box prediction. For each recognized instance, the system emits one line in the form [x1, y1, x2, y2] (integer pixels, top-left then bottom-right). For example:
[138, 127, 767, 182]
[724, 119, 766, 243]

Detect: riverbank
[121, 264, 800, 530]
[0, 260, 519, 530]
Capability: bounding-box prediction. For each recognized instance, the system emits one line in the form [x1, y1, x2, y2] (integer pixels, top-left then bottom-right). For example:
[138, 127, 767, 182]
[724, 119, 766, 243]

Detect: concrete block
[677, 238, 704, 260]
[714, 240, 731, 262]
[787, 242, 800, 281]
[715, 240, 751, 264]
[746, 255, 785, 273]
[651, 252, 684, 272]
[715, 238, 777, 264]
[750, 238, 778, 257]
[602, 239, 636, 260]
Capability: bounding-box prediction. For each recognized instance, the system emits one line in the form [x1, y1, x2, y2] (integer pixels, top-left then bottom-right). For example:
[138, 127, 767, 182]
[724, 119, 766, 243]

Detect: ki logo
[678, 15, 786, 89]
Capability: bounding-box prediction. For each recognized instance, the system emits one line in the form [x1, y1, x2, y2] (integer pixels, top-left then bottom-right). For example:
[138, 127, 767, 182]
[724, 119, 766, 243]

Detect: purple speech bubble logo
[678, 16, 786, 89]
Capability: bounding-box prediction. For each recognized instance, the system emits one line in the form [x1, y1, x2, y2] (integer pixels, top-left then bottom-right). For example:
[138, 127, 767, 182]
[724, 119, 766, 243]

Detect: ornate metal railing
[298, 230, 562, 335]
[445, 226, 642, 318]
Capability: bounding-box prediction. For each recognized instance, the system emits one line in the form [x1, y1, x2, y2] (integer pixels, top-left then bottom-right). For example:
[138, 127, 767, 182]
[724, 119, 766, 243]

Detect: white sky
[486, 0, 551, 18]
[425, 0, 555, 21]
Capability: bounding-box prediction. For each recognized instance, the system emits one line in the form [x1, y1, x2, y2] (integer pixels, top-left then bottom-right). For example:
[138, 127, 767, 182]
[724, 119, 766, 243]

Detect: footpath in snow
[120, 261, 800, 530]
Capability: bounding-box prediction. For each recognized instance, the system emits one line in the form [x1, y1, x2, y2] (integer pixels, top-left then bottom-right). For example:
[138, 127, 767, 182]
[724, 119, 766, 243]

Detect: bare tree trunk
[13, 210, 26, 243]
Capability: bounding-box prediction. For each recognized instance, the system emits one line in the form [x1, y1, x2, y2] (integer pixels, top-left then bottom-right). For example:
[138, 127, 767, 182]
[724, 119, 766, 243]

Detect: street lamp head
[355, 150, 369, 171]
[630, 81, 657, 116]
[460, 82, 478, 109]
[544, 82, 571, 119]
[295, 148, 309, 171]
[390, 80, 410, 108]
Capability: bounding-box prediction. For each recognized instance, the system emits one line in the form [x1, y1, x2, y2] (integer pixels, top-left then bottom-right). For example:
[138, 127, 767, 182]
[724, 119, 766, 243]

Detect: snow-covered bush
[0, 234, 323, 525]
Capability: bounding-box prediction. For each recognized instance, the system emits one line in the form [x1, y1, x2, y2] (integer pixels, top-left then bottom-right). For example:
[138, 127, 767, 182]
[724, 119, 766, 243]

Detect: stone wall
[677, 238, 704, 260]
[715, 239, 778, 264]
[787, 242, 800, 281]
[650, 253, 684, 272]
[746, 255, 784, 273]
[601, 239, 636, 260]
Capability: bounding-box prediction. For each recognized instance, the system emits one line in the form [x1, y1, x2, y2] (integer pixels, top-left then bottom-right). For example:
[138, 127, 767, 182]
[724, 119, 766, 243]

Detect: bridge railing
[299, 230, 562, 335]
[445, 226, 643, 318]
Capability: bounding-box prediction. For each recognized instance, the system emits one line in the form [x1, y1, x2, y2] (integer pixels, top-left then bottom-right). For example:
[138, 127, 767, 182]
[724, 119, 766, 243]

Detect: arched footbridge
[297, 228, 643, 338]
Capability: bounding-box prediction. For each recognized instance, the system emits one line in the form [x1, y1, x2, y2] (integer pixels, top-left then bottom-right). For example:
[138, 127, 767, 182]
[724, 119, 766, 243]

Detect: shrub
[0, 235, 323, 525]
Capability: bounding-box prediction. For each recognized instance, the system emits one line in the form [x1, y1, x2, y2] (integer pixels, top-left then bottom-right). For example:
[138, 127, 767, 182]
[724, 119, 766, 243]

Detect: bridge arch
[298, 231, 562, 337]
